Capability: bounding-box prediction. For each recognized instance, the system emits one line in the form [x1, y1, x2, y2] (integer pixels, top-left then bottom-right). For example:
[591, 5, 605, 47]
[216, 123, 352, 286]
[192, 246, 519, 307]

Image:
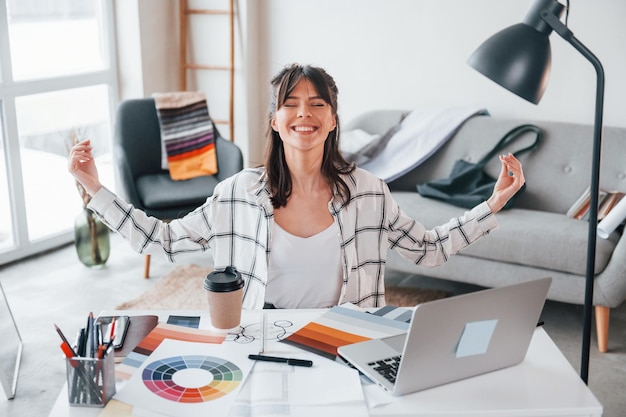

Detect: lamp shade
[467, 24, 551, 104]
[467, 0, 566, 104]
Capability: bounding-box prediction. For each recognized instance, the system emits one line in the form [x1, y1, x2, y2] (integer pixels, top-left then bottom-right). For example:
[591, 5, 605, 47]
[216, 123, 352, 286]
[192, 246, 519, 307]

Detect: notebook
[337, 277, 551, 396]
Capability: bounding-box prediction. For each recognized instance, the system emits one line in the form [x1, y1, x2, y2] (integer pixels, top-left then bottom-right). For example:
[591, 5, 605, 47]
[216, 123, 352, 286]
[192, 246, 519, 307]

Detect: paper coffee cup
[203, 266, 244, 330]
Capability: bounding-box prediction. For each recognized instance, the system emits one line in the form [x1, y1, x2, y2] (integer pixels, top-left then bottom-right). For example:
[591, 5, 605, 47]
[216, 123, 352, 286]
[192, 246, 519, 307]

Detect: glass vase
[74, 208, 110, 268]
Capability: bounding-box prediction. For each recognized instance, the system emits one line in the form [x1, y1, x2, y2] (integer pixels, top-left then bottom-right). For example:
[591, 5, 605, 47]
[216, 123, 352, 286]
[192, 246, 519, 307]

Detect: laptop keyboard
[368, 355, 402, 384]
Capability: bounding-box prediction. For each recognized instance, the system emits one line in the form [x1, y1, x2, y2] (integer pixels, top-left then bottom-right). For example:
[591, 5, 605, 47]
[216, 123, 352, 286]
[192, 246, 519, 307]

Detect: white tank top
[266, 221, 342, 309]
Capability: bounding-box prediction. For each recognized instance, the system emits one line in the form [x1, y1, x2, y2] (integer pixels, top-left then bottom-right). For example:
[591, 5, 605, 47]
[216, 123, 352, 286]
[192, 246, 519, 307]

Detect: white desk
[49, 309, 602, 417]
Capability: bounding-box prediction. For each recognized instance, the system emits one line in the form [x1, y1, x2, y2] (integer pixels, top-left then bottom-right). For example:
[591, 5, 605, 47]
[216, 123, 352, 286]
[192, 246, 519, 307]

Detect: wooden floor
[1, 233, 625, 417]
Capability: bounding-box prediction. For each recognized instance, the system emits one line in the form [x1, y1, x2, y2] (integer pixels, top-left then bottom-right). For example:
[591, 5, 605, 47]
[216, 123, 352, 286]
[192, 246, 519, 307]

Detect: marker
[76, 328, 87, 357]
[97, 344, 106, 359]
[59, 342, 75, 359]
[248, 354, 313, 367]
[109, 317, 117, 343]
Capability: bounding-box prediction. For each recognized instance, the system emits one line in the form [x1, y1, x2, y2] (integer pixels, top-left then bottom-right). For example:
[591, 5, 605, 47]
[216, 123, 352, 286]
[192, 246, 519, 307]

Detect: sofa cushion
[137, 173, 218, 209]
[391, 191, 618, 276]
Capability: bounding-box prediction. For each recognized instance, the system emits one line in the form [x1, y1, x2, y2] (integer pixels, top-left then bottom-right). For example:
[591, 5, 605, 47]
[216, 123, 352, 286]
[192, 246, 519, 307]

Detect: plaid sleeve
[388, 197, 498, 268]
[87, 186, 212, 261]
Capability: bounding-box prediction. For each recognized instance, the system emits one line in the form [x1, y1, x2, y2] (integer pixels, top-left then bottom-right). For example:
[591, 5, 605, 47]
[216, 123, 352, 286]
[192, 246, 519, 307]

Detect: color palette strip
[282, 305, 410, 359]
[167, 315, 201, 329]
[284, 322, 371, 359]
[134, 323, 224, 356]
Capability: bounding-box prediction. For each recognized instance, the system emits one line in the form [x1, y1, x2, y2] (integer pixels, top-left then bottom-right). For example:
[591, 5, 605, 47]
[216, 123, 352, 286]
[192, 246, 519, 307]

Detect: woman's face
[271, 78, 336, 156]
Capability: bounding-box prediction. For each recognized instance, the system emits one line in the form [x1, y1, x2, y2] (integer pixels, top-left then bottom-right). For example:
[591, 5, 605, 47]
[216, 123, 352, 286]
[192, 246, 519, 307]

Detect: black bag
[416, 124, 542, 210]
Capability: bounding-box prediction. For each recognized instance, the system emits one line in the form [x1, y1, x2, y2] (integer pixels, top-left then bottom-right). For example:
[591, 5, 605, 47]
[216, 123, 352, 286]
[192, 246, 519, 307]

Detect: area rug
[115, 264, 447, 310]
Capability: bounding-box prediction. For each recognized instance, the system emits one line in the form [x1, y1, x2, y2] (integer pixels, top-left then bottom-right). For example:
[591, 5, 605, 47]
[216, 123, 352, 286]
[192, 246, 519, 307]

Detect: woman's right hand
[68, 139, 102, 197]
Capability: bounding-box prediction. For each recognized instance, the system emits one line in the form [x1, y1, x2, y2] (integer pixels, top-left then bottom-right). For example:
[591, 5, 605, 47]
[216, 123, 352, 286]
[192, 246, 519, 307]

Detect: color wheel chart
[114, 338, 256, 416]
[142, 355, 243, 403]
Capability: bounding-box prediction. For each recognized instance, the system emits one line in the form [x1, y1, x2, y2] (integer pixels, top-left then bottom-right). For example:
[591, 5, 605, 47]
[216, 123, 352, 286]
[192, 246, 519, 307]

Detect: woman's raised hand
[486, 153, 526, 213]
[68, 139, 102, 197]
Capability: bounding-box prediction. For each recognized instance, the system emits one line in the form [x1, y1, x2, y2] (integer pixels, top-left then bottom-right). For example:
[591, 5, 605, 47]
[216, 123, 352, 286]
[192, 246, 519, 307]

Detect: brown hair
[264, 64, 355, 208]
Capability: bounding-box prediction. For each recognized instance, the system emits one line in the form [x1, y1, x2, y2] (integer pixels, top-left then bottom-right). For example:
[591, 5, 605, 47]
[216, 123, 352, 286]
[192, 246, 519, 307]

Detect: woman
[69, 63, 525, 309]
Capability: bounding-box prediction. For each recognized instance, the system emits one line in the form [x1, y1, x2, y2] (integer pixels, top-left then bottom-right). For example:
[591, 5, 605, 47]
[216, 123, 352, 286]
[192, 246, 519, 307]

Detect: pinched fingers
[68, 140, 93, 170]
[500, 153, 525, 187]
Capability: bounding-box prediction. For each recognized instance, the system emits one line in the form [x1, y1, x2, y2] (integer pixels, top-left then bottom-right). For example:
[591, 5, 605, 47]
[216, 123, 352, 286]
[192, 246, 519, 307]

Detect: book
[567, 187, 625, 222]
[598, 192, 625, 221]
[566, 186, 591, 218]
[580, 191, 608, 221]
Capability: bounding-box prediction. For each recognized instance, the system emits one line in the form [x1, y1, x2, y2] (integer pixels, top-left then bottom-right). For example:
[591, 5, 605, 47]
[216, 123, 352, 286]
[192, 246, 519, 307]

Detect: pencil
[259, 312, 266, 354]
[87, 312, 95, 358]
[55, 324, 77, 357]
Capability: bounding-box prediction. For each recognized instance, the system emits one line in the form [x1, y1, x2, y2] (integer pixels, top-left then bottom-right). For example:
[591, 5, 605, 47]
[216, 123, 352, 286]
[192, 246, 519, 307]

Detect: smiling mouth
[292, 125, 317, 132]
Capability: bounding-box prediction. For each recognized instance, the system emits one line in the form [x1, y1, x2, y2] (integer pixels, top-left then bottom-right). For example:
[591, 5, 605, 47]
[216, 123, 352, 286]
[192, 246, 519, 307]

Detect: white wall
[118, 0, 626, 166]
[255, 0, 625, 127]
[114, 0, 253, 164]
[115, 0, 179, 101]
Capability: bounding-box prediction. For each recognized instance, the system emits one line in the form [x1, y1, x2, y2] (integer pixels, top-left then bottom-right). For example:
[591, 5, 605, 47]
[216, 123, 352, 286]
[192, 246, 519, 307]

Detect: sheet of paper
[222, 309, 316, 355]
[106, 308, 383, 416]
[114, 339, 257, 417]
[229, 351, 367, 417]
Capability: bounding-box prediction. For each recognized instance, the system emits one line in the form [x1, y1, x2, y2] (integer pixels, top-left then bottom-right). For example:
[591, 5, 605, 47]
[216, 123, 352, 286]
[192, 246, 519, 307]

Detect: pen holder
[65, 353, 116, 407]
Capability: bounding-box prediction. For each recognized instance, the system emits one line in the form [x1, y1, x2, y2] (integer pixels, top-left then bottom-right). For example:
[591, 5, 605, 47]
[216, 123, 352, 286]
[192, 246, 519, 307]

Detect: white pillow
[341, 123, 404, 166]
[340, 129, 381, 155]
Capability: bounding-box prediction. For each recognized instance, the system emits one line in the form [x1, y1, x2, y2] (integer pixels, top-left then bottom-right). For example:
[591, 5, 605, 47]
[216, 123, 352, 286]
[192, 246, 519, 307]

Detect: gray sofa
[345, 110, 626, 353]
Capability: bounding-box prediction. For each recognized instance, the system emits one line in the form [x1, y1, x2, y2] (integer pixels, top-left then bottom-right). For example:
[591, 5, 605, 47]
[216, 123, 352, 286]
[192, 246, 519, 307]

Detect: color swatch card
[282, 304, 410, 359]
[116, 322, 226, 381]
[114, 338, 256, 417]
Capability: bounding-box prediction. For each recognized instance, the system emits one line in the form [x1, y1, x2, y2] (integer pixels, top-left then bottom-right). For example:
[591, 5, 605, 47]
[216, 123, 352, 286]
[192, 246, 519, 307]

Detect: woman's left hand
[486, 153, 525, 213]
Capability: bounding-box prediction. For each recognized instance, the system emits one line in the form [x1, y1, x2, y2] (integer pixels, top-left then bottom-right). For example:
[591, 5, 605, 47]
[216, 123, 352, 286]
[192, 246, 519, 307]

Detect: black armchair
[113, 98, 244, 278]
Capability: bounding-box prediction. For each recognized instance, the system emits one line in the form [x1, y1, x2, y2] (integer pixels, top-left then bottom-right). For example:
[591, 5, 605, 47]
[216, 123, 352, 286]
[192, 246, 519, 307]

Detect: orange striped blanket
[153, 91, 218, 180]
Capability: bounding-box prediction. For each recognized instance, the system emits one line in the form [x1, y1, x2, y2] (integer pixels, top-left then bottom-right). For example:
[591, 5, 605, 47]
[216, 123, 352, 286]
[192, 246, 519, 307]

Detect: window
[0, 122, 13, 251]
[0, 0, 117, 265]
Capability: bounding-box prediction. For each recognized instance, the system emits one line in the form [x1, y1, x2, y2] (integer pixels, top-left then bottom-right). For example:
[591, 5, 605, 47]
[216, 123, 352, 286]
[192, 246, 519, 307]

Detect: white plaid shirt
[88, 167, 497, 309]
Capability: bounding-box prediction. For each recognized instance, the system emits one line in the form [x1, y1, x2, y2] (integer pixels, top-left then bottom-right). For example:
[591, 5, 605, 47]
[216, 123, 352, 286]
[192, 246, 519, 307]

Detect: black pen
[248, 354, 313, 367]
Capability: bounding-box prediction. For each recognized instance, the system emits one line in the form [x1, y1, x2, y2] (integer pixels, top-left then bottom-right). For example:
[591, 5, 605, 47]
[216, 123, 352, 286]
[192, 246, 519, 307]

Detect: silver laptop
[337, 277, 551, 396]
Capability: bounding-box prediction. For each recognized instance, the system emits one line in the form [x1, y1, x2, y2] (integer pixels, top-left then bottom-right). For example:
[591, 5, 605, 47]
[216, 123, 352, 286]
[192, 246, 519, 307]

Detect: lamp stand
[540, 11, 605, 384]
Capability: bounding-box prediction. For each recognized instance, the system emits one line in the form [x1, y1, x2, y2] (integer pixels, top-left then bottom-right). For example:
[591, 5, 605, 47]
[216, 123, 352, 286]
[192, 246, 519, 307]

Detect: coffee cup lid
[204, 266, 244, 292]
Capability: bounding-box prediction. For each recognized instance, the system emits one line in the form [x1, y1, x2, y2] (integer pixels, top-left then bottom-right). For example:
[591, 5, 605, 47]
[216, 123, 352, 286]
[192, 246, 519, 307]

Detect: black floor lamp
[467, 0, 604, 384]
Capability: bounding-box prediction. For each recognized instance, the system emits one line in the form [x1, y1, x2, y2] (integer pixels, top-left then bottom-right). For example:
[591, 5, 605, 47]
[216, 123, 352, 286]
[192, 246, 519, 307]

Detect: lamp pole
[536, 10, 605, 384]
[468, 0, 605, 383]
